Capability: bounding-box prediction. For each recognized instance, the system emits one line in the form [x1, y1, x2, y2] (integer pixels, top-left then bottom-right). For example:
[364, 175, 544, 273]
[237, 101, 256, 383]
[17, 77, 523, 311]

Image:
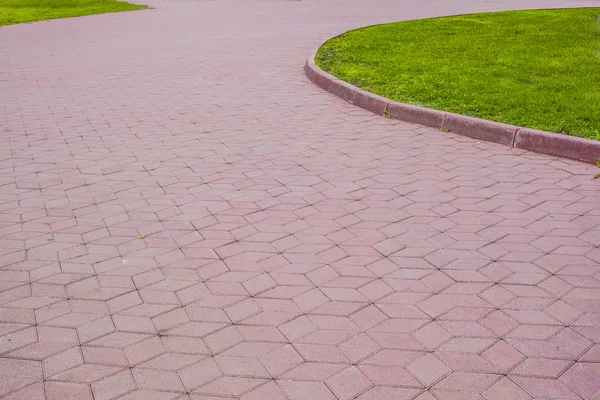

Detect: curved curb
[305, 48, 600, 165]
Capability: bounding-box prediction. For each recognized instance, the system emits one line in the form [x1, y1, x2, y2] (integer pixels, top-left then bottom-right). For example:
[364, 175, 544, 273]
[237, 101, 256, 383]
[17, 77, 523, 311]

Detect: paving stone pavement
[2, 0, 600, 398]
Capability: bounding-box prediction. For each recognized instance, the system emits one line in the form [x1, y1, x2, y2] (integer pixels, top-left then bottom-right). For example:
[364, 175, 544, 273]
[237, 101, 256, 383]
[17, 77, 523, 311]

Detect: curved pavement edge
[305, 46, 600, 165]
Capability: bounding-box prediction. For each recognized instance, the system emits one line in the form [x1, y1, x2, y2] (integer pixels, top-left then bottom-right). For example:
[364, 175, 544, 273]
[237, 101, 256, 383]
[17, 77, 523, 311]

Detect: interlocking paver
[1, 0, 600, 398]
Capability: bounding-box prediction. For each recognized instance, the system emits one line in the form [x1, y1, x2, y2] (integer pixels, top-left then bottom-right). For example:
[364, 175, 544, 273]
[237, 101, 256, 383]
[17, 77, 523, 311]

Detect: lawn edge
[0, 3, 148, 28]
[305, 47, 600, 165]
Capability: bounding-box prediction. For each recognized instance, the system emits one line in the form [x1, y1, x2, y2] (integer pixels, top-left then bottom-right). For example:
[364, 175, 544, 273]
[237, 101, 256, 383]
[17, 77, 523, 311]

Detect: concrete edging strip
[305, 48, 600, 164]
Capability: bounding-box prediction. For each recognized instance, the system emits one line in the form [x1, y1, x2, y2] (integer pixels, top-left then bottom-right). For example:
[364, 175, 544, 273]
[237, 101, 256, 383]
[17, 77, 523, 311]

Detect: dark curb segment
[515, 128, 600, 164]
[441, 114, 516, 147]
[306, 49, 600, 164]
[387, 102, 445, 131]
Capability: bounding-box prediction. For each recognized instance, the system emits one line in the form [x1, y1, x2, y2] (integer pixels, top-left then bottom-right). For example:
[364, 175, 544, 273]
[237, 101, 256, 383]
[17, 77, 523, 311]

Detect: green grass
[0, 0, 146, 27]
[317, 8, 600, 140]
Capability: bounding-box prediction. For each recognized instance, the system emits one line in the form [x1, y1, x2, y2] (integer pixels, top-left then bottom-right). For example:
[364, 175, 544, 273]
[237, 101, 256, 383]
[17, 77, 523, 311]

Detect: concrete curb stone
[306, 46, 600, 164]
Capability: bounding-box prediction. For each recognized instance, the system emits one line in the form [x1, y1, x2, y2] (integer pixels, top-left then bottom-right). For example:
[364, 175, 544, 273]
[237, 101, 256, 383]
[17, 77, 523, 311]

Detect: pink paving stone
[281, 362, 348, 381]
[338, 333, 381, 363]
[259, 344, 304, 377]
[416, 295, 455, 318]
[0, 377, 39, 398]
[44, 382, 94, 400]
[582, 344, 600, 362]
[507, 324, 562, 340]
[2, 0, 600, 398]
[224, 299, 261, 323]
[362, 349, 425, 367]
[185, 306, 230, 324]
[237, 325, 287, 343]
[216, 356, 270, 378]
[482, 377, 531, 400]
[407, 353, 452, 387]
[438, 337, 496, 354]
[300, 327, 360, 346]
[132, 368, 186, 392]
[152, 308, 190, 332]
[91, 370, 137, 400]
[178, 358, 223, 391]
[550, 327, 593, 358]
[479, 310, 519, 337]
[412, 321, 453, 350]
[325, 366, 373, 400]
[221, 342, 284, 359]
[194, 376, 266, 397]
[507, 338, 572, 360]
[368, 331, 426, 351]
[4, 382, 45, 400]
[356, 387, 422, 400]
[583, 362, 600, 378]
[434, 372, 501, 393]
[42, 347, 85, 378]
[376, 303, 429, 320]
[203, 325, 244, 354]
[51, 363, 123, 384]
[369, 318, 429, 333]
[278, 315, 318, 342]
[558, 362, 600, 398]
[311, 300, 366, 316]
[479, 285, 516, 307]
[294, 343, 350, 363]
[242, 310, 301, 326]
[240, 381, 287, 400]
[435, 352, 499, 374]
[124, 336, 166, 365]
[350, 304, 389, 330]
[37, 326, 78, 345]
[481, 340, 525, 373]
[358, 279, 394, 301]
[509, 358, 571, 379]
[278, 380, 337, 400]
[0, 358, 43, 379]
[160, 336, 211, 355]
[5, 341, 76, 361]
[438, 320, 494, 338]
[86, 331, 149, 349]
[544, 300, 582, 325]
[359, 365, 423, 388]
[118, 390, 181, 400]
[166, 321, 227, 338]
[511, 376, 580, 399]
[139, 353, 203, 371]
[293, 288, 330, 312]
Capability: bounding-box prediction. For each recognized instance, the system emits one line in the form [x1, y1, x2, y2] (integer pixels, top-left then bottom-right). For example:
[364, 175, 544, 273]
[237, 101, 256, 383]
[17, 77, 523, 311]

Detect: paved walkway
[2, 0, 600, 399]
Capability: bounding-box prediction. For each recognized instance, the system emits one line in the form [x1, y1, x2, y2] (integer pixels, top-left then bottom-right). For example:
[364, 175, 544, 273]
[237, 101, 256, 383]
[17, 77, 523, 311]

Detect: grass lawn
[0, 0, 146, 27]
[317, 8, 600, 140]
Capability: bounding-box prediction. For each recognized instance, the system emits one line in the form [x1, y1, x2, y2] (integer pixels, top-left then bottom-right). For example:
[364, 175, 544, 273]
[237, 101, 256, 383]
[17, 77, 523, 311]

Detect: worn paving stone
[1, 0, 600, 398]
